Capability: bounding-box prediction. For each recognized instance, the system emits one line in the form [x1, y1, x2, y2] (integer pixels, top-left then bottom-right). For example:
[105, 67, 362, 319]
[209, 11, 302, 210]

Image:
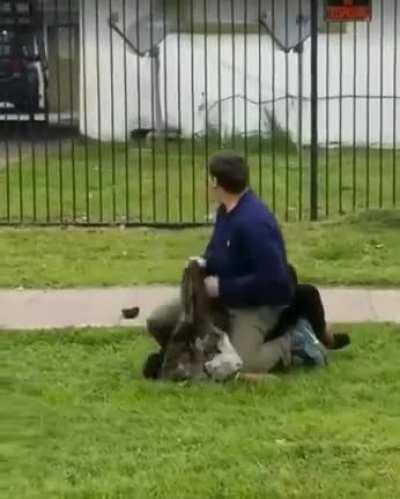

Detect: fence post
[310, 0, 319, 220]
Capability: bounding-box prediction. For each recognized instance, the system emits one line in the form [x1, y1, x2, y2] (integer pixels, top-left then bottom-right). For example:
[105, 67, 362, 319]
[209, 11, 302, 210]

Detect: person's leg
[146, 295, 182, 348]
[228, 307, 292, 373]
[294, 285, 350, 350]
[294, 284, 326, 340]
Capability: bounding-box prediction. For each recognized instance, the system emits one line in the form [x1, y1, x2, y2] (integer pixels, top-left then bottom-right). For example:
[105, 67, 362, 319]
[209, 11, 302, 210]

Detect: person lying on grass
[145, 152, 350, 379]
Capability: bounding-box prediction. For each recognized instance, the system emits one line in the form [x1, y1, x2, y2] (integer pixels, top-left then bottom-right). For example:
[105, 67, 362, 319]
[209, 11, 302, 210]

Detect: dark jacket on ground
[204, 190, 293, 308]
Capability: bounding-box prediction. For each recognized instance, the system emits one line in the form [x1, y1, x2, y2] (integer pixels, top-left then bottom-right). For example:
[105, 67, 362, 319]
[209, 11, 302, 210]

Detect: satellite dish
[109, 0, 172, 56]
[259, 2, 312, 52]
[126, 17, 165, 57]
[109, 1, 171, 133]
[259, 1, 313, 156]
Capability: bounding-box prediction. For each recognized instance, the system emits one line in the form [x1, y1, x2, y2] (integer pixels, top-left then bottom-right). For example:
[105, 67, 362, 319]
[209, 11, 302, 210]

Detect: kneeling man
[148, 152, 298, 374]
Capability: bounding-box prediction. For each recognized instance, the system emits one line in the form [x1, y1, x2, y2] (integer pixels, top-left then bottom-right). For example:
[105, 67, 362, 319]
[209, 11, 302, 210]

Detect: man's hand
[204, 276, 219, 298]
[187, 256, 207, 268]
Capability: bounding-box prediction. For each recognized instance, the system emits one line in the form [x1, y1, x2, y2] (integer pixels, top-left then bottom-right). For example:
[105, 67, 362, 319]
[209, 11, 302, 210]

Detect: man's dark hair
[208, 152, 249, 194]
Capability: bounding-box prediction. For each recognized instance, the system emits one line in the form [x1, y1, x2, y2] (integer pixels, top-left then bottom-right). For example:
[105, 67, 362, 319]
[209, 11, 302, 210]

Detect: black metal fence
[0, 0, 398, 226]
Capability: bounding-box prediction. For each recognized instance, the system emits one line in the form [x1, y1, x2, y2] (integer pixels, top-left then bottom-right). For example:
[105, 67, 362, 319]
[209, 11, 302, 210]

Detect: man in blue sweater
[147, 152, 296, 373]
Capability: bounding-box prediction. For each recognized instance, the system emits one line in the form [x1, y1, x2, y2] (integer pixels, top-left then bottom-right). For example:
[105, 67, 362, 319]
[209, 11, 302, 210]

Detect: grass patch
[0, 140, 399, 224]
[0, 210, 400, 288]
[1, 324, 400, 498]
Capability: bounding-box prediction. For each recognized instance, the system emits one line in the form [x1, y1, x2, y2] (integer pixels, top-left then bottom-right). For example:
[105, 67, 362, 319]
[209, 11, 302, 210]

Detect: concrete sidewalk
[0, 286, 399, 331]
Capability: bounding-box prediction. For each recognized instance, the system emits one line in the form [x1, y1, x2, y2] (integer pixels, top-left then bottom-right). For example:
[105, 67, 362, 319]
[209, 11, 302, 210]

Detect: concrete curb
[0, 286, 399, 331]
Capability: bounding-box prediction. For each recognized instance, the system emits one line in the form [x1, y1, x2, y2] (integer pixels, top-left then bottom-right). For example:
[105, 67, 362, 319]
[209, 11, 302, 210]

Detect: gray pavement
[0, 286, 399, 331]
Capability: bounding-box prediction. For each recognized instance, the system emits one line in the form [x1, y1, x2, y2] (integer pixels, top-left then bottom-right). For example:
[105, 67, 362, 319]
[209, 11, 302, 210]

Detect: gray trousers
[147, 295, 292, 373]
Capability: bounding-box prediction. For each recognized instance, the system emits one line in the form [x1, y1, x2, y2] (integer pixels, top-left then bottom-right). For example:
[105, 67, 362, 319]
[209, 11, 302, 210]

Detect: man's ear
[210, 176, 218, 188]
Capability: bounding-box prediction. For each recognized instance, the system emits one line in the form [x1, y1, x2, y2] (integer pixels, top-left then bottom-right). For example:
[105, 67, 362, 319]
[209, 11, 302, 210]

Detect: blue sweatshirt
[204, 190, 293, 308]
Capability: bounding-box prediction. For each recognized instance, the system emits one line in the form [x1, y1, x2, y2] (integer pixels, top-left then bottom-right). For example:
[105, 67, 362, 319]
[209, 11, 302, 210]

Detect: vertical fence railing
[297, 0, 304, 221]
[176, 0, 183, 223]
[257, 0, 262, 198]
[338, 21, 343, 215]
[325, 18, 330, 218]
[352, 23, 358, 212]
[95, 0, 103, 223]
[0, 0, 398, 227]
[310, 0, 319, 220]
[271, 0, 277, 214]
[394, 0, 398, 207]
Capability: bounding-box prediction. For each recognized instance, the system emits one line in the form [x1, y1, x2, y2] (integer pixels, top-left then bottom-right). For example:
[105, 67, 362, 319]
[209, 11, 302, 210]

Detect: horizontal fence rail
[0, 0, 399, 226]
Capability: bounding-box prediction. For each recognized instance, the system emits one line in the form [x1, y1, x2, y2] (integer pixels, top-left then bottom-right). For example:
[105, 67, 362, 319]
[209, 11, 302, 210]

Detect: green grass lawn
[1, 210, 400, 288]
[2, 324, 400, 498]
[0, 140, 399, 224]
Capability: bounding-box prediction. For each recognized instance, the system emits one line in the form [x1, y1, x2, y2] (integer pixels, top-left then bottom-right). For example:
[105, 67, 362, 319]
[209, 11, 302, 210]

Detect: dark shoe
[331, 333, 351, 350]
[142, 350, 165, 379]
[122, 307, 140, 319]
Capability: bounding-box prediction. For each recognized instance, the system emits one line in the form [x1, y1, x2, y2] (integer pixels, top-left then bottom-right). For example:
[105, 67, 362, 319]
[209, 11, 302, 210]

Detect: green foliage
[1, 325, 400, 498]
[0, 210, 400, 288]
[1, 142, 399, 224]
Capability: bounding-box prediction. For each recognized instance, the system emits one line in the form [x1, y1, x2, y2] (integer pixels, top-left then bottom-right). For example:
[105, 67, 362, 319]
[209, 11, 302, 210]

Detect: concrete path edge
[0, 286, 399, 331]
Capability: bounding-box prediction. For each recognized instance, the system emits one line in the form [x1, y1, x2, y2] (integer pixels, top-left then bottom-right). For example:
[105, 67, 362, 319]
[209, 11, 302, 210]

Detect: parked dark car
[0, 28, 43, 114]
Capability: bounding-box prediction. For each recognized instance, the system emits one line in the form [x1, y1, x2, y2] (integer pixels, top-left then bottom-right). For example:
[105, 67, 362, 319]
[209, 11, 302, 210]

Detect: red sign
[325, 1, 372, 22]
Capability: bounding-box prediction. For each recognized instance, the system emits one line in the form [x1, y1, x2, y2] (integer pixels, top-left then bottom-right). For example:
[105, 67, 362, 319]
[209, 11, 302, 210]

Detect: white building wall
[79, 0, 153, 141]
[80, 0, 400, 146]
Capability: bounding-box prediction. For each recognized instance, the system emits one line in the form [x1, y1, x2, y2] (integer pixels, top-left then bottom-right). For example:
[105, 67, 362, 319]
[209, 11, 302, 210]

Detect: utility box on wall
[325, 0, 372, 22]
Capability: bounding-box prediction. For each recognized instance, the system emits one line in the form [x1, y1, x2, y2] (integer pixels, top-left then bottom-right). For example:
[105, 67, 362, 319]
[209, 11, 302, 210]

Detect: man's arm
[202, 207, 222, 275]
[218, 222, 293, 307]
[188, 208, 221, 272]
